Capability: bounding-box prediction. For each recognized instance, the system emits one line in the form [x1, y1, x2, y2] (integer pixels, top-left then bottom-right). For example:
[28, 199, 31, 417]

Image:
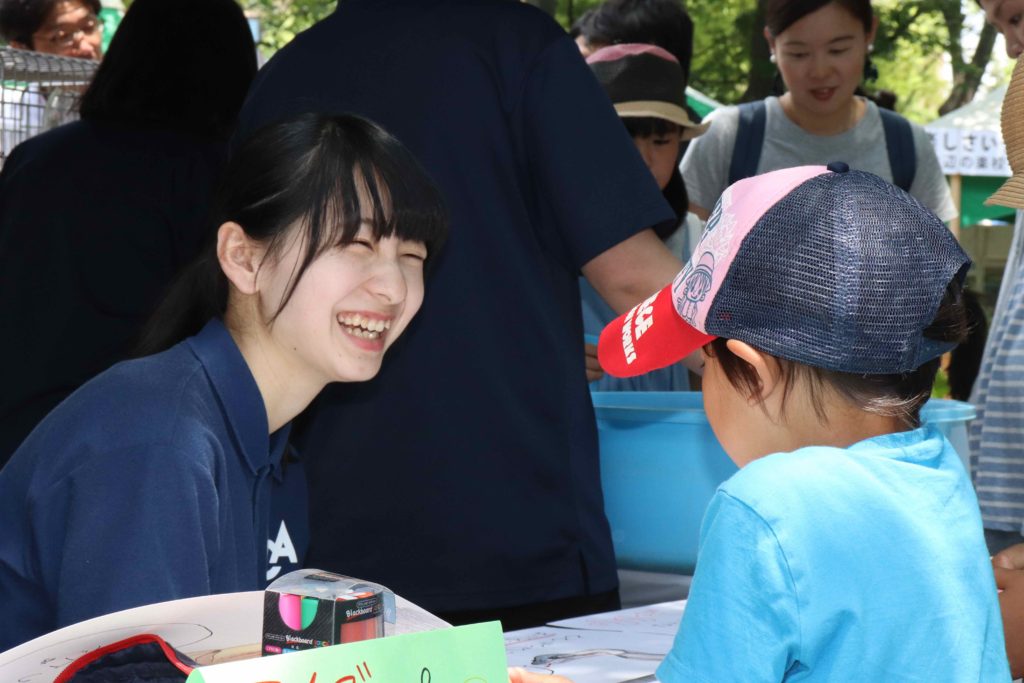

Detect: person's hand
[994, 543, 1024, 571]
[993, 565, 1024, 678]
[585, 342, 604, 383]
[508, 667, 574, 683]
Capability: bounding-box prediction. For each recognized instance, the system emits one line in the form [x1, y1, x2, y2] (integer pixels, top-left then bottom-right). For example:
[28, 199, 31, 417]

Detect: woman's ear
[725, 339, 781, 404]
[763, 26, 776, 55]
[866, 15, 879, 47]
[216, 221, 263, 296]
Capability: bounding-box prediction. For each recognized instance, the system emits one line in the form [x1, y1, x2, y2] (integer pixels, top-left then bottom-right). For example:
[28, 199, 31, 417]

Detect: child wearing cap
[581, 43, 707, 390]
[595, 164, 1009, 680]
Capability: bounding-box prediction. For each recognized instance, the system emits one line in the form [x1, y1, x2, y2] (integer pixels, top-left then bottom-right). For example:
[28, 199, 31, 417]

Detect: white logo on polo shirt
[267, 520, 298, 581]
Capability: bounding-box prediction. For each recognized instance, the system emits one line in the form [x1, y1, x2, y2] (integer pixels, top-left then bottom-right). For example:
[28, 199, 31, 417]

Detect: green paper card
[186, 621, 507, 683]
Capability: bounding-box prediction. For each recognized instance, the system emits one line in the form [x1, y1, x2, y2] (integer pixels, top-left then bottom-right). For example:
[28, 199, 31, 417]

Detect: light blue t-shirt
[657, 426, 1009, 682]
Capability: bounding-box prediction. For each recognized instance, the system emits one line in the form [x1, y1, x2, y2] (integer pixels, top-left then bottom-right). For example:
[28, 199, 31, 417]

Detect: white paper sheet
[504, 626, 675, 683]
[502, 601, 686, 683]
[548, 600, 686, 637]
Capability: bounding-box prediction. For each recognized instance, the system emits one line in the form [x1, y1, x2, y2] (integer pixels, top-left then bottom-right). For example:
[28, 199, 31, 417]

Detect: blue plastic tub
[920, 398, 976, 474]
[592, 392, 976, 575]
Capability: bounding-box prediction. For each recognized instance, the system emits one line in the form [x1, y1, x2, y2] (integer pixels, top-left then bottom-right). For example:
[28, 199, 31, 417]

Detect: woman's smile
[338, 311, 394, 351]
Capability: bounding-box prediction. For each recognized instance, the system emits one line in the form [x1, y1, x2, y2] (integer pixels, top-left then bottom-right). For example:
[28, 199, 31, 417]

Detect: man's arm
[581, 228, 701, 372]
[581, 228, 680, 314]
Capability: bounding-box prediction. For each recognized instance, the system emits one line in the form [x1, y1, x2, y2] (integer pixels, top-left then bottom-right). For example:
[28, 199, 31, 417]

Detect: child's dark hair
[622, 117, 690, 237]
[622, 117, 681, 139]
[706, 276, 969, 428]
[578, 0, 694, 85]
[138, 112, 448, 355]
[764, 0, 873, 37]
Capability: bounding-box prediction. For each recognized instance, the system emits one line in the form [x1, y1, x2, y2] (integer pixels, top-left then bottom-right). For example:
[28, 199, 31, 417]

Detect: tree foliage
[243, 0, 334, 56]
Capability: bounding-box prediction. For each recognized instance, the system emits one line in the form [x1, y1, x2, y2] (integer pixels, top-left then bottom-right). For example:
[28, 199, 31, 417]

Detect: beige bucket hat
[987, 56, 1024, 209]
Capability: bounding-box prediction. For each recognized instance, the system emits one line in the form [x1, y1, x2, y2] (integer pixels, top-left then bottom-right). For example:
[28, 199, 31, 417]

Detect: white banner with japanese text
[925, 127, 1009, 177]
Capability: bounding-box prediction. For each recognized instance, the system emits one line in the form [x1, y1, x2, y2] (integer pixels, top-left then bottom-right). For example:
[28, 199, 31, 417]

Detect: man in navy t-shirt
[235, 0, 685, 628]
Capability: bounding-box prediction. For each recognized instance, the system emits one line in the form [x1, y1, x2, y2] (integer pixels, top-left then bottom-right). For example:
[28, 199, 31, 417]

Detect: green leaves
[244, 0, 334, 57]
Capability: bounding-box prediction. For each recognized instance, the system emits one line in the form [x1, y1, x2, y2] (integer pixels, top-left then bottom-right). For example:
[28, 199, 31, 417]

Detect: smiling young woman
[0, 111, 447, 651]
[681, 0, 956, 226]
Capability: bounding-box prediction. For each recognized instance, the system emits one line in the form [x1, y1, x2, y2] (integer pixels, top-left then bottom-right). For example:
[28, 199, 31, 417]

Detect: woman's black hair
[138, 112, 449, 355]
[706, 276, 970, 429]
[765, 0, 873, 37]
[0, 0, 100, 46]
[947, 288, 988, 401]
[569, 8, 595, 40]
[578, 0, 694, 86]
[78, 0, 256, 139]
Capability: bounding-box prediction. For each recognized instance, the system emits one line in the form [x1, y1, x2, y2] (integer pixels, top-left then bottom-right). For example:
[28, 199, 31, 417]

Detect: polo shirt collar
[186, 319, 292, 480]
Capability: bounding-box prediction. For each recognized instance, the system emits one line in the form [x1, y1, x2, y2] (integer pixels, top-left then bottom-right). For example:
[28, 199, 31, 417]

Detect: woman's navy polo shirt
[0, 320, 307, 650]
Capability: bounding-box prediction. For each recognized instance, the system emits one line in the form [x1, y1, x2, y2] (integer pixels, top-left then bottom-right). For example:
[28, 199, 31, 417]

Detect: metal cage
[0, 47, 97, 165]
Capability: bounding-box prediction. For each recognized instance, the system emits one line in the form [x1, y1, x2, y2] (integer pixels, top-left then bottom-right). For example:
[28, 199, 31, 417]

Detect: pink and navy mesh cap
[598, 163, 971, 377]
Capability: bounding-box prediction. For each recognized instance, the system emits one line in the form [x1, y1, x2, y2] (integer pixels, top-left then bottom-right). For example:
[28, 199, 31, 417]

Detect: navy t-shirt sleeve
[519, 36, 674, 271]
[657, 491, 802, 682]
[35, 443, 221, 629]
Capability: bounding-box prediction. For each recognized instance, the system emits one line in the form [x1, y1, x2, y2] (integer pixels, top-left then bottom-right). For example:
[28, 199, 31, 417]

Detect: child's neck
[738, 396, 906, 467]
[782, 405, 904, 453]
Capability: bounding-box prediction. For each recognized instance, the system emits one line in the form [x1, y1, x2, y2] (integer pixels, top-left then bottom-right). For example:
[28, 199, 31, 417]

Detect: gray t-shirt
[681, 96, 958, 222]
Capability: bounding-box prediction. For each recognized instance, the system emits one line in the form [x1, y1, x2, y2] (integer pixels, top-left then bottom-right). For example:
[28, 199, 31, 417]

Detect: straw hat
[987, 56, 1024, 209]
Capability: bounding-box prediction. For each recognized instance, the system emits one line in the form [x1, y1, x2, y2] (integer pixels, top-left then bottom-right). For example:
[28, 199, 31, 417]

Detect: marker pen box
[261, 568, 396, 656]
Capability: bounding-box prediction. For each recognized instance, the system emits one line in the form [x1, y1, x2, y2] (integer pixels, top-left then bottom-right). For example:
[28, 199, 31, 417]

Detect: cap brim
[986, 175, 1024, 210]
[598, 284, 716, 378]
[614, 101, 710, 140]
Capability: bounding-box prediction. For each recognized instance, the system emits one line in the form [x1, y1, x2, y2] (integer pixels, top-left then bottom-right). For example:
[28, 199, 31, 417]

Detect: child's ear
[216, 221, 264, 295]
[725, 339, 782, 404]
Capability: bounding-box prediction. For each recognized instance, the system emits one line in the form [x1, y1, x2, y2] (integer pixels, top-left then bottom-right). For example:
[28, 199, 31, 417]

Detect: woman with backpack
[682, 0, 955, 223]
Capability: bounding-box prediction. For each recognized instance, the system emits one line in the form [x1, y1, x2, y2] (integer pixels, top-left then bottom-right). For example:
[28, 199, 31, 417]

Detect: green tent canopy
[685, 87, 722, 120]
[961, 176, 1014, 227]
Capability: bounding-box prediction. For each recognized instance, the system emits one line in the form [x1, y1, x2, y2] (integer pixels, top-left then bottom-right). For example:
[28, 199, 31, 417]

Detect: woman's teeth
[339, 314, 391, 339]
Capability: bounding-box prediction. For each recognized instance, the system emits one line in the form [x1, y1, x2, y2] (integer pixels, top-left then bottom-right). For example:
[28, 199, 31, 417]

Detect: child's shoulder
[730, 442, 845, 483]
[719, 428, 949, 520]
[719, 443, 877, 515]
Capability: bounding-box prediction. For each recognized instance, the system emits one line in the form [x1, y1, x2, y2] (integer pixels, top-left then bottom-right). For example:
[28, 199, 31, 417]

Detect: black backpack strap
[878, 107, 916, 192]
[728, 100, 767, 186]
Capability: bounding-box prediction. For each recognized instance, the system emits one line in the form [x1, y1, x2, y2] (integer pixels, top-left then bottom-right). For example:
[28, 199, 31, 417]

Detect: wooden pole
[950, 173, 962, 241]
[940, 173, 963, 391]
